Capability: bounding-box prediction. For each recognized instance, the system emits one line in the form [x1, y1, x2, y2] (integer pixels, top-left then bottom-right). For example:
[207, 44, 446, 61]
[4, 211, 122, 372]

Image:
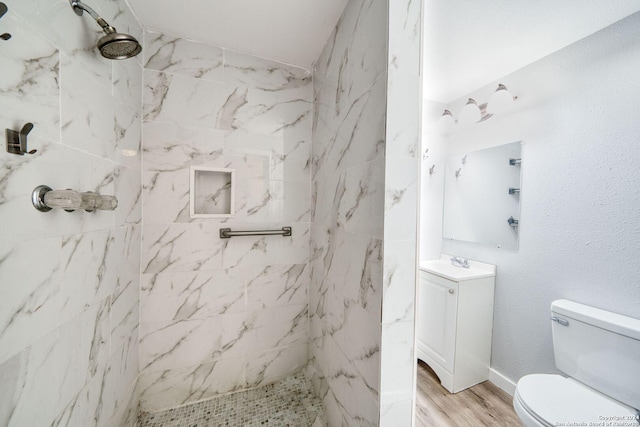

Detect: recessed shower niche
[189, 166, 235, 218]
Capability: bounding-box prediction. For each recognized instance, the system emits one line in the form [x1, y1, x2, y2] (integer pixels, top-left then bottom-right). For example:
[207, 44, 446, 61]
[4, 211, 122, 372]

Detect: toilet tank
[551, 299, 640, 410]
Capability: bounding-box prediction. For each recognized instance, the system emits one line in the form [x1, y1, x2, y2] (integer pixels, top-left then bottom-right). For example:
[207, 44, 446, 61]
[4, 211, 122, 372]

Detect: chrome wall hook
[0, 3, 11, 41]
[6, 123, 37, 155]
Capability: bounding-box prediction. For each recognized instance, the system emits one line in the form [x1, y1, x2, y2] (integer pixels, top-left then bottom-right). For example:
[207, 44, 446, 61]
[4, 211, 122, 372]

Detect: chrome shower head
[98, 29, 142, 60]
[70, 0, 141, 60]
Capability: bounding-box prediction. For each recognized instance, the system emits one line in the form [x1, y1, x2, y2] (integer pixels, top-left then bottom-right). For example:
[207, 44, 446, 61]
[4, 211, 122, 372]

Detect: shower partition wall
[309, 0, 422, 425]
[309, 1, 388, 425]
[380, 0, 422, 424]
[0, 0, 143, 426]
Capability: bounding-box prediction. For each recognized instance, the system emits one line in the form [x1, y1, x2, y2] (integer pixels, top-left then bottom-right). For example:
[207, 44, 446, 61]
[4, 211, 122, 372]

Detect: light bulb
[487, 84, 515, 114]
[438, 109, 456, 130]
[458, 98, 481, 125]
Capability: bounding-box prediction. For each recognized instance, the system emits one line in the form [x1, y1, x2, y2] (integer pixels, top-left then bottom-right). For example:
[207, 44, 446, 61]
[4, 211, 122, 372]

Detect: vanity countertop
[420, 254, 496, 281]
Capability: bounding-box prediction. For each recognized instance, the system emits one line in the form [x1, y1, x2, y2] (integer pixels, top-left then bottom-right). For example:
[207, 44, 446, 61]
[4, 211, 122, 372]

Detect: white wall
[420, 100, 446, 260]
[0, 0, 143, 425]
[138, 31, 313, 412]
[421, 12, 640, 385]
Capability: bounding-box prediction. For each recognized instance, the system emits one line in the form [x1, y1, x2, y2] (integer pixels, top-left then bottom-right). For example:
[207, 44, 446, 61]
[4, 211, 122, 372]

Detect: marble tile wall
[0, 0, 143, 426]
[309, 0, 389, 425]
[380, 0, 422, 425]
[139, 30, 313, 412]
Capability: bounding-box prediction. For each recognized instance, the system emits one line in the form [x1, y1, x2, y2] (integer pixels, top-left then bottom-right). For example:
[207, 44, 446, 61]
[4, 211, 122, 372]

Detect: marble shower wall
[380, 0, 422, 425]
[0, 0, 143, 426]
[139, 31, 313, 412]
[309, 0, 388, 425]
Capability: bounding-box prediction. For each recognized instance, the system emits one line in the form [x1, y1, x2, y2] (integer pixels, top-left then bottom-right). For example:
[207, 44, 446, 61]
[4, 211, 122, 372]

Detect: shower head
[69, 0, 141, 60]
[97, 28, 142, 60]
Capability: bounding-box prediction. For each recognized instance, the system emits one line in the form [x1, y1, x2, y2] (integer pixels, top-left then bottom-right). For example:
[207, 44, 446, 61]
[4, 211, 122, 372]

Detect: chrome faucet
[450, 256, 470, 269]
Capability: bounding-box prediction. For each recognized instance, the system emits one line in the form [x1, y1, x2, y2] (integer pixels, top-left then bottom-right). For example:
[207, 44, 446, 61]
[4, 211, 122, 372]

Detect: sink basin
[419, 254, 496, 281]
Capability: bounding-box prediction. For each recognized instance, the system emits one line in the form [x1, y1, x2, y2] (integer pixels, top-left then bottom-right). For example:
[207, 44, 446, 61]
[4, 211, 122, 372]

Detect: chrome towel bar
[219, 227, 292, 239]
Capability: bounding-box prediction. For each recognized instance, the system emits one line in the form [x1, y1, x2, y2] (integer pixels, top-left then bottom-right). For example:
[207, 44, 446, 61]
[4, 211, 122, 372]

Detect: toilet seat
[514, 374, 638, 426]
[513, 392, 549, 427]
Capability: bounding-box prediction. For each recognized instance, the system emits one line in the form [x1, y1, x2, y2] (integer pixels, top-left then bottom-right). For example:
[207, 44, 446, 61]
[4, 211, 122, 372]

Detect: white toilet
[514, 299, 640, 427]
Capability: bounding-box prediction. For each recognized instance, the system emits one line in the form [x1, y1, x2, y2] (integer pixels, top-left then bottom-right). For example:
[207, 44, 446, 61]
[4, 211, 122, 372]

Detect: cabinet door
[418, 273, 458, 372]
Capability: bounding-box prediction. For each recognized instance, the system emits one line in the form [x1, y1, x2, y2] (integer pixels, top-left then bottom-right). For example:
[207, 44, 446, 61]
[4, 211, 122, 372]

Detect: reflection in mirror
[443, 142, 522, 249]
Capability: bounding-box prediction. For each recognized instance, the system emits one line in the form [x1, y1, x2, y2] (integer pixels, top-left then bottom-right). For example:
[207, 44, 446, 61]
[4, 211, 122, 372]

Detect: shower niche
[190, 166, 235, 218]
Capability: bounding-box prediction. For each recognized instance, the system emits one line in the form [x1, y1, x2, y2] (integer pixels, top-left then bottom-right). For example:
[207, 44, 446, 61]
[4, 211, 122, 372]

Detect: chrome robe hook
[0, 3, 11, 41]
[5, 123, 37, 155]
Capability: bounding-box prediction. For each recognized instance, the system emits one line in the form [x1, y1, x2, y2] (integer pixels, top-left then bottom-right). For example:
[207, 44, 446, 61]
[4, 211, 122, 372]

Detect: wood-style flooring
[415, 361, 523, 427]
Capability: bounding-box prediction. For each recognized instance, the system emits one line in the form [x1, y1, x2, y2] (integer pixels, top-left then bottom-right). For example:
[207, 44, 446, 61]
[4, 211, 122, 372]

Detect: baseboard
[489, 368, 516, 397]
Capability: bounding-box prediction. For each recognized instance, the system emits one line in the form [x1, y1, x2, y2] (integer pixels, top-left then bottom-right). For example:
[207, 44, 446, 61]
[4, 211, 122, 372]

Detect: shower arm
[69, 0, 116, 34]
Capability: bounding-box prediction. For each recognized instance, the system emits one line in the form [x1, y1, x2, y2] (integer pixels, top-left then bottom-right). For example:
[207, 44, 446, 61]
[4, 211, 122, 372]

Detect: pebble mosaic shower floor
[138, 372, 326, 427]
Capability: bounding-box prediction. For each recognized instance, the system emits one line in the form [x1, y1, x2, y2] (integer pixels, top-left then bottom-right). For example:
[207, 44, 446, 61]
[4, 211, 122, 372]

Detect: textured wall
[138, 31, 313, 412]
[309, 0, 388, 425]
[0, 0, 143, 425]
[422, 12, 640, 387]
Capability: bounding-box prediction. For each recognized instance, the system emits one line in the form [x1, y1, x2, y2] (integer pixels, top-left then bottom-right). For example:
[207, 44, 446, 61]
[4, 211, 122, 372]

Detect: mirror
[442, 141, 522, 249]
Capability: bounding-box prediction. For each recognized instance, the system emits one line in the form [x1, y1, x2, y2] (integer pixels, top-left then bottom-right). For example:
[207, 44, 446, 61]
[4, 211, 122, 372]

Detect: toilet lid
[516, 374, 638, 426]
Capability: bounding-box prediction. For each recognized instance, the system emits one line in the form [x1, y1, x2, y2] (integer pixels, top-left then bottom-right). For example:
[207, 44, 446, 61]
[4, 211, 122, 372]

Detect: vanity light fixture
[487, 84, 517, 114]
[458, 98, 482, 125]
[438, 109, 456, 129]
[438, 83, 518, 128]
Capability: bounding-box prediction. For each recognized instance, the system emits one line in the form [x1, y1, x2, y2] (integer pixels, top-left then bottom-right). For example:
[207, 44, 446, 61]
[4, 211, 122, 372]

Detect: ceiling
[423, 0, 640, 103]
[126, 0, 349, 69]
[126, 1, 640, 97]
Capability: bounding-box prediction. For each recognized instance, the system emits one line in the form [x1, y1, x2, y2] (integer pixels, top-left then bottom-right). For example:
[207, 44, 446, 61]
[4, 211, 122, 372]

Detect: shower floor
[138, 371, 326, 427]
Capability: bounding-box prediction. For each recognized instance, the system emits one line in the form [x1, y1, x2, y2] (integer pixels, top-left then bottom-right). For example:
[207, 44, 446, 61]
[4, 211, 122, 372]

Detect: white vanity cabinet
[417, 255, 496, 393]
